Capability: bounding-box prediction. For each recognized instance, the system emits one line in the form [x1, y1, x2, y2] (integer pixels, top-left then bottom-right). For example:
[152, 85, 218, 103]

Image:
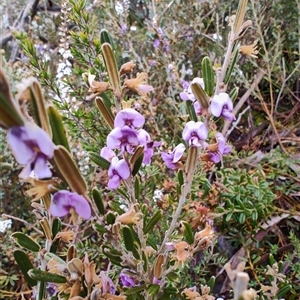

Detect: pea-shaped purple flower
[210, 93, 235, 121]
[50, 190, 91, 219]
[182, 121, 208, 147]
[114, 108, 145, 129]
[108, 157, 130, 189]
[7, 123, 54, 179]
[161, 143, 186, 170]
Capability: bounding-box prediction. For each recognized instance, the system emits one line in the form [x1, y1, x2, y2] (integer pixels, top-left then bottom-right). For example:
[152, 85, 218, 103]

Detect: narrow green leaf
[134, 178, 140, 200]
[186, 97, 197, 122]
[92, 188, 105, 215]
[144, 210, 162, 234]
[177, 170, 184, 186]
[13, 250, 37, 287]
[182, 221, 194, 244]
[207, 276, 215, 290]
[123, 226, 135, 251]
[224, 43, 240, 84]
[132, 152, 144, 177]
[28, 269, 67, 283]
[201, 56, 215, 96]
[89, 152, 110, 170]
[100, 29, 114, 47]
[0, 69, 24, 128]
[36, 281, 46, 300]
[48, 106, 70, 151]
[229, 86, 239, 102]
[147, 284, 160, 296]
[50, 218, 62, 254]
[11, 232, 41, 252]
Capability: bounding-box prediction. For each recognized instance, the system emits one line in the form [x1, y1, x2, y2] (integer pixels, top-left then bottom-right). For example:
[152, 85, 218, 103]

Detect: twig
[2, 213, 44, 235]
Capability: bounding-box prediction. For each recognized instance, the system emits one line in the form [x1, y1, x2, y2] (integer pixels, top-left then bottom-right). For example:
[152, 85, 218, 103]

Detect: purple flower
[107, 126, 139, 154]
[50, 190, 91, 219]
[7, 123, 54, 179]
[137, 129, 161, 165]
[100, 147, 116, 161]
[114, 108, 145, 129]
[148, 60, 157, 67]
[193, 101, 203, 116]
[120, 270, 138, 287]
[206, 133, 231, 163]
[121, 23, 127, 34]
[108, 157, 130, 189]
[46, 283, 57, 296]
[179, 77, 205, 102]
[210, 93, 235, 121]
[161, 143, 186, 170]
[153, 39, 160, 48]
[100, 271, 116, 294]
[182, 121, 208, 147]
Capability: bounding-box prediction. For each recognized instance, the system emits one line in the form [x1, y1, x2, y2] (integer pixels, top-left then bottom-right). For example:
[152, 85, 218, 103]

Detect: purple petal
[222, 110, 236, 121]
[34, 154, 52, 178]
[108, 175, 121, 189]
[107, 126, 139, 150]
[180, 92, 193, 101]
[26, 123, 54, 158]
[69, 193, 91, 219]
[137, 84, 154, 93]
[173, 143, 186, 162]
[210, 95, 223, 117]
[194, 122, 208, 141]
[100, 147, 116, 161]
[8, 127, 35, 164]
[115, 159, 130, 179]
[191, 77, 205, 90]
[50, 191, 71, 217]
[219, 93, 233, 110]
[138, 129, 151, 146]
[19, 163, 33, 179]
[182, 121, 196, 141]
[114, 108, 145, 129]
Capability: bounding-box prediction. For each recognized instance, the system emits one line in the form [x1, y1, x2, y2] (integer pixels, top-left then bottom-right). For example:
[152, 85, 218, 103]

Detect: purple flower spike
[114, 108, 145, 129]
[210, 93, 235, 121]
[207, 133, 232, 163]
[50, 190, 91, 219]
[8, 123, 54, 179]
[107, 126, 139, 154]
[108, 157, 130, 189]
[182, 121, 208, 147]
[161, 143, 186, 170]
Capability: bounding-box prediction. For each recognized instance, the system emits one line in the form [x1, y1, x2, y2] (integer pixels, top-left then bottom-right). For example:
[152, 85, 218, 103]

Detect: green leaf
[0, 69, 25, 128]
[50, 218, 62, 253]
[182, 221, 194, 244]
[185, 97, 197, 122]
[177, 170, 184, 186]
[132, 151, 144, 177]
[124, 285, 146, 295]
[207, 276, 215, 290]
[89, 152, 110, 170]
[238, 213, 246, 224]
[229, 87, 239, 102]
[100, 29, 114, 47]
[134, 178, 140, 200]
[224, 43, 240, 84]
[123, 226, 135, 251]
[11, 232, 41, 252]
[144, 210, 162, 234]
[36, 281, 46, 300]
[106, 212, 116, 225]
[13, 250, 37, 287]
[201, 56, 215, 96]
[92, 188, 105, 215]
[147, 284, 160, 296]
[28, 269, 67, 283]
[48, 106, 70, 151]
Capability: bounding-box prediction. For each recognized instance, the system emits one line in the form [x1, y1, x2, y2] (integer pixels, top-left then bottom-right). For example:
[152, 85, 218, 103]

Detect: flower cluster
[102, 108, 160, 189]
